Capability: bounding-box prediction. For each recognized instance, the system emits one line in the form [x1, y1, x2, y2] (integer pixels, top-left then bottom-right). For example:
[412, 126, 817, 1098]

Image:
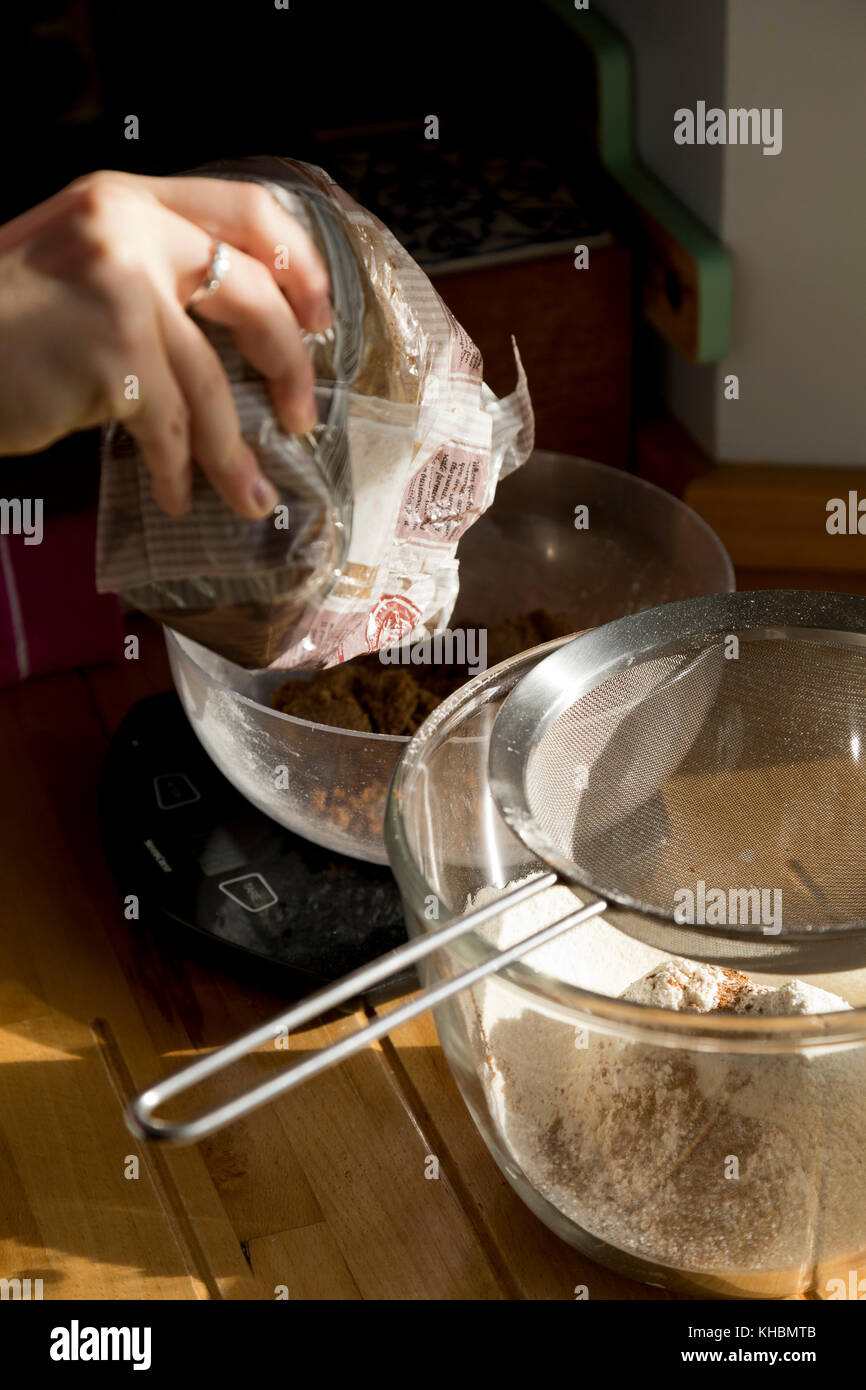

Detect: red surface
[0, 509, 123, 685]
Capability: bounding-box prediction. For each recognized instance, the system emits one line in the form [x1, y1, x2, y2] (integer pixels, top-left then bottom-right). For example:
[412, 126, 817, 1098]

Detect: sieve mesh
[525, 635, 866, 932]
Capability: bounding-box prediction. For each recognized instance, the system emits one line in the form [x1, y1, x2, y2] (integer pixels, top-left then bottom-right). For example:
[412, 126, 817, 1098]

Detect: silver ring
[189, 240, 231, 306]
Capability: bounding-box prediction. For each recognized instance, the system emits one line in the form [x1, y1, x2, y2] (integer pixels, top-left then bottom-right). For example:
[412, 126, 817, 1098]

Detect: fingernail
[300, 391, 318, 433]
[284, 391, 318, 436]
[251, 475, 279, 515]
[178, 472, 194, 514]
[311, 297, 333, 334]
[163, 477, 191, 517]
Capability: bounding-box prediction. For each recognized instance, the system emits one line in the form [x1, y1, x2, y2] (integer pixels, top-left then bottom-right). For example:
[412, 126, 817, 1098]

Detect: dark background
[1, 0, 597, 217]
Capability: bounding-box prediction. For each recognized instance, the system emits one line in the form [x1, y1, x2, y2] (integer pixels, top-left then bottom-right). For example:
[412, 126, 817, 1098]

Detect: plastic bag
[96, 156, 534, 669]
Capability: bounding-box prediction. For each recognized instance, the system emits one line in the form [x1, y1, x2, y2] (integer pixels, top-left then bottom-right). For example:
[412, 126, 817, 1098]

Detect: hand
[0, 170, 332, 517]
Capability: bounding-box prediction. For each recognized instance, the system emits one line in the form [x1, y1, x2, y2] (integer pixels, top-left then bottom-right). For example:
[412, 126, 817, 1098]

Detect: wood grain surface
[637, 413, 866, 587]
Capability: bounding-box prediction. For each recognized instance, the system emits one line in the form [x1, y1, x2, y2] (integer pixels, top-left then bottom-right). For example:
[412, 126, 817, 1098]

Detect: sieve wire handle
[127, 873, 608, 1146]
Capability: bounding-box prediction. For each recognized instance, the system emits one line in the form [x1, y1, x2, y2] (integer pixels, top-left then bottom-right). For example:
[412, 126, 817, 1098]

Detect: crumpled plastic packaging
[96, 155, 534, 669]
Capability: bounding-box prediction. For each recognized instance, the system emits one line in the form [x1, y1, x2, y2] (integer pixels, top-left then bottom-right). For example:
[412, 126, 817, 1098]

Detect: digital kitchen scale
[98, 692, 415, 1009]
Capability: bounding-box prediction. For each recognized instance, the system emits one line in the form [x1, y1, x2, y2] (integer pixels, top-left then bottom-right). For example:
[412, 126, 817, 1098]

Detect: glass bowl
[384, 638, 866, 1299]
[167, 451, 734, 862]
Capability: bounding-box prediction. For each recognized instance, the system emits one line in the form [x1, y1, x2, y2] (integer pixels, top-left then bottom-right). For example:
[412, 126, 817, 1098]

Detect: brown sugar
[270, 607, 582, 736]
[271, 656, 442, 736]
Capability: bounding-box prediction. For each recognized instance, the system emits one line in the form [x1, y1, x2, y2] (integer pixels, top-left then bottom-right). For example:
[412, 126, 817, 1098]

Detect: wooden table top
[0, 607, 814, 1302]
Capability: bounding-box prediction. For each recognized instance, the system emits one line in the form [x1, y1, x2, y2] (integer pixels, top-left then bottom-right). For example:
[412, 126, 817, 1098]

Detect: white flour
[468, 881, 866, 1286]
[620, 958, 850, 1016]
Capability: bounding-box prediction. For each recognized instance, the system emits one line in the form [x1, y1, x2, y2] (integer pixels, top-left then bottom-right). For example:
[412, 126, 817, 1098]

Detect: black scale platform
[98, 692, 416, 1009]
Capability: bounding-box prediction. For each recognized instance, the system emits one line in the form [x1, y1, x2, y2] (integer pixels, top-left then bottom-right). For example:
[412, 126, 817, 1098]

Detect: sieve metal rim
[488, 589, 866, 943]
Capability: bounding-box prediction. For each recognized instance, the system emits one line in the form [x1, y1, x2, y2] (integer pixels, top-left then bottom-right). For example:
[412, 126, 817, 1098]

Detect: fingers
[38, 170, 320, 519]
[141, 174, 332, 335]
[189, 245, 318, 436]
[123, 350, 193, 517]
[158, 302, 279, 520]
[99, 293, 193, 517]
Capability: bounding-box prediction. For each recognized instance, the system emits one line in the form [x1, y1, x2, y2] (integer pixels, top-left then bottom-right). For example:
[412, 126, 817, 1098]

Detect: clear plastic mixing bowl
[167, 451, 734, 862]
[385, 638, 866, 1299]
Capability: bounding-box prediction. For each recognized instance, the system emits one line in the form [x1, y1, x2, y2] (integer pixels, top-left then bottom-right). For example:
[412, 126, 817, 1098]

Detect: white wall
[597, 0, 866, 466]
[596, 0, 727, 230]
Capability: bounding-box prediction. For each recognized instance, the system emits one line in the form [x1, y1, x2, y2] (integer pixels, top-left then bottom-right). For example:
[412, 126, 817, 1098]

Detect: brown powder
[471, 894, 861, 1292]
[270, 607, 583, 736]
[713, 968, 761, 1012]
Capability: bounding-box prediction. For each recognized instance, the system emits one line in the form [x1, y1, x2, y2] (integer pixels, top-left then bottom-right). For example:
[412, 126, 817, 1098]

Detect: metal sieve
[489, 589, 866, 970]
[128, 590, 866, 1145]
